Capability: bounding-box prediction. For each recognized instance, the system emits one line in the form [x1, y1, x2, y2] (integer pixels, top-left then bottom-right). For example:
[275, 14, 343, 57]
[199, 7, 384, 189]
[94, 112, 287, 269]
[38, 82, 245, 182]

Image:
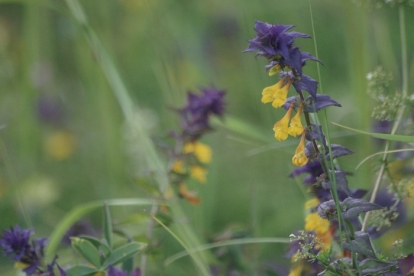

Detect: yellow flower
[184, 141, 212, 163]
[288, 104, 304, 137]
[179, 183, 201, 205]
[268, 64, 282, 76]
[292, 132, 308, 166]
[262, 78, 293, 108]
[44, 130, 76, 161]
[190, 165, 208, 183]
[305, 212, 332, 251]
[172, 160, 186, 174]
[273, 106, 293, 141]
[304, 198, 320, 211]
[288, 264, 303, 276]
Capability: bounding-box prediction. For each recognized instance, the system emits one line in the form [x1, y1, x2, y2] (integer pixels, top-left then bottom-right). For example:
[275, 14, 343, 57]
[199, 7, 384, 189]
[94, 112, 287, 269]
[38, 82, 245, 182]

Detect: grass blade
[164, 237, 290, 266]
[332, 122, 414, 143]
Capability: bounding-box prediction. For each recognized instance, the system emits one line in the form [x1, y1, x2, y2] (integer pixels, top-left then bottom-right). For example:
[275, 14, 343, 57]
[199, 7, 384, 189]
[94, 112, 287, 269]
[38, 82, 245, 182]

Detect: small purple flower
[179, 86, 226, 141]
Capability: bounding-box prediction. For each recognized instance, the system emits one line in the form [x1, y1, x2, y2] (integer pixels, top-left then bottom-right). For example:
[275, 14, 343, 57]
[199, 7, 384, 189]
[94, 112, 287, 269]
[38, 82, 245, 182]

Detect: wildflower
[190, 165, 208, 183]
[288, 104, 304, 137]
[292, 132, 308, 166]
[184, 141, 212, 163]
[262, 78, 293, 108]
[179, 86, 226, 141]
[273, 105, 293, 141]
[244, 21, 316, 75]
[172, 160, 185, 174]
[44, 130, 76, 161]
[0, 225, 65, 275]
[178, 183, 201, 205]
[290, 160, 323, 185]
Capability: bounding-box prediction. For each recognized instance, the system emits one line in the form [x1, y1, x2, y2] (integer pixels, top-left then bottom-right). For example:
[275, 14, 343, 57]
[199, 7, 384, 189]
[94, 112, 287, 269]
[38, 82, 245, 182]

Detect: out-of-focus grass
[0, 0, 412, 274]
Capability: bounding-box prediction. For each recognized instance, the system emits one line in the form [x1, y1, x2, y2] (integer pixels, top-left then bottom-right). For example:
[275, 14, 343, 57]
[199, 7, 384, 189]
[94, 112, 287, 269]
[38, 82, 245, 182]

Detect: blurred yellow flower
[44, 130, 76, 160]
[305, 212, 332, 251]
[184, 141, 212, 163]
[190, 165, 207, 183]
[172, 160, 185, 174]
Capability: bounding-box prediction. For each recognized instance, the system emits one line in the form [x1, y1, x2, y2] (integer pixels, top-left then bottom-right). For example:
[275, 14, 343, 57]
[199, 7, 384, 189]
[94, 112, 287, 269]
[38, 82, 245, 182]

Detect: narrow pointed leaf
[71, 237, 101, 268]
[359, 259, 397, 275]
[326, 144, 354, 160]
[102, 242, 147, 269]
[342, 198, 382, 220]
[332, 122, 414, 143]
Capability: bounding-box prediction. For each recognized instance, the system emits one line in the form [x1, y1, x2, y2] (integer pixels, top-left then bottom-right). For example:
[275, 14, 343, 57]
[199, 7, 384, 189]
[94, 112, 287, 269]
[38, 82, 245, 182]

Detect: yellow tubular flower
[261, 78, 293, 108]
[273, 106, 293, 141]
[288, 104, 304, 137]
[184, 141, 212, 163]
[292, 132, 308, 166]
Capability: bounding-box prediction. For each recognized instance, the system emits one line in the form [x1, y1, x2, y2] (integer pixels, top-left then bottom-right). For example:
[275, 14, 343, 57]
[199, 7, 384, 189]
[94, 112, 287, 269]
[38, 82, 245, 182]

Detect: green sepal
[102, 242, 147, 269]
[66, 265, 100, 276]
[71, 237, 102, 268]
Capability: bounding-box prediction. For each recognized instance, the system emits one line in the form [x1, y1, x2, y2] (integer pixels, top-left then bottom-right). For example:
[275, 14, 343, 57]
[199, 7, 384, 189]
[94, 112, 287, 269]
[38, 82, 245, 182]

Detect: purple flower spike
[179, 86, 226, 141]
[245, 21, 314, 74]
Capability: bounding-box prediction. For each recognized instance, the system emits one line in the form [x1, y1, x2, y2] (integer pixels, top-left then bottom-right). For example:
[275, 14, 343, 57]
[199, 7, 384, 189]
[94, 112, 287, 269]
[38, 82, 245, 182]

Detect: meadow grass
[0, 0, 413, 275]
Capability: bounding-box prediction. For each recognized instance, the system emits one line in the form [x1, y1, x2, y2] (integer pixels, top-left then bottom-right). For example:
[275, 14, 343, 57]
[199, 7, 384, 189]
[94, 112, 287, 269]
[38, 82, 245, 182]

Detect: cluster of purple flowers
[246, 21, 414, 275]
[0, 225, 66, 275]
[177, 86, 226, 142]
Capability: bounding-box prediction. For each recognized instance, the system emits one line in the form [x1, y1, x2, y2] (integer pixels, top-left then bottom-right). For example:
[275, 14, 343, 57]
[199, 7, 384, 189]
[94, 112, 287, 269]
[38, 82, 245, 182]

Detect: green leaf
[78, 235, 111, 257]
[103, 203, 113, 249]
[45, 198, 162, 262]
[121, 256, 134, 273]
[66, 265, 99, 276]
[102, 242, 147, 269]
[332, 122, 414, 143]
[71, 237, 102, 268]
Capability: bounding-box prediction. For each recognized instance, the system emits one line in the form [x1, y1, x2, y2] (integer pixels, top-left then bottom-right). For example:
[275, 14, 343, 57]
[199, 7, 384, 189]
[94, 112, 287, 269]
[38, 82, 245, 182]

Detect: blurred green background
[0, 0, 413, 274]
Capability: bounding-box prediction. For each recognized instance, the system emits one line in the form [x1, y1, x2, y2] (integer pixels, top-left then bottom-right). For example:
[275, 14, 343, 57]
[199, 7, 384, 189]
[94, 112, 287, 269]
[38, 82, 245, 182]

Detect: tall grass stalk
[362, 4, 408, 232]
[62, 0, 212, 274]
